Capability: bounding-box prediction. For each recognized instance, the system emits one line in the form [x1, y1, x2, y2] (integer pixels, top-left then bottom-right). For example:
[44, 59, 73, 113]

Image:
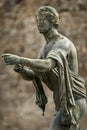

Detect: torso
[38, 34, 78, 75]
[37, 34, 78, 109]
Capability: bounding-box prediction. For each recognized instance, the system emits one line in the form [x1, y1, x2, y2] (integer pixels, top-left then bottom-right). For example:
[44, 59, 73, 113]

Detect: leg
[73, 98, 86, 121]
[70, 98, 86, 130]
[49, 110, 70, 130]
[50, 98, 86, 130]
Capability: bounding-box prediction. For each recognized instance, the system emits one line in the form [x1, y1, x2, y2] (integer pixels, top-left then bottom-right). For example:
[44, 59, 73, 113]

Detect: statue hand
[13, 64, 24, 73]
[2, 53, 20, 65]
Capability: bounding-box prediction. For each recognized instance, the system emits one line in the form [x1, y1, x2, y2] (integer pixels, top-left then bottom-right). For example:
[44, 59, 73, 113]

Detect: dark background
[0, 0, 87, 130]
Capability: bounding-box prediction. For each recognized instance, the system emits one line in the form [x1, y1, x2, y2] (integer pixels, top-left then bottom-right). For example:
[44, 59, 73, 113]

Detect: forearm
[2, 53, 55, 72]
[20, 57, 55, 72]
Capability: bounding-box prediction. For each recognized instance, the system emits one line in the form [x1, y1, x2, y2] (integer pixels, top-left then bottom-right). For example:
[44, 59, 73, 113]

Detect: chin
[39, 29, 47, 34]
[39, 30, 43, 33]
[39, 30, 44, 33]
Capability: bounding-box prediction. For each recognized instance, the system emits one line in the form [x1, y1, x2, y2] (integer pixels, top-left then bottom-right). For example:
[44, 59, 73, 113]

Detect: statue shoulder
[52, 35, 76, 55]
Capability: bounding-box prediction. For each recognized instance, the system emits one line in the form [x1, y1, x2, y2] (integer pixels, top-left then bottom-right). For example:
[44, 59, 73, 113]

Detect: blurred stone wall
[0, 0, 87, 130]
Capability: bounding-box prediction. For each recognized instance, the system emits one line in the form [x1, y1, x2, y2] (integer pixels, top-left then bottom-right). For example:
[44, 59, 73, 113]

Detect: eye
[43, 19, 47, 22]
[35, 17, 47, 23]
[40, 19, 43, 22]
[38, 19, 45, 23]
[40, 19, 47, 23]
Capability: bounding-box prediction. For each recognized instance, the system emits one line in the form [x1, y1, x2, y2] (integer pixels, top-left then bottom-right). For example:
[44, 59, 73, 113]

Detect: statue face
[36, 12, 51, 33]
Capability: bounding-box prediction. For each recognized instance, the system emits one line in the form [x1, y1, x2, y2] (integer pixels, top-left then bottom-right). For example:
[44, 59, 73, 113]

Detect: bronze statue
[2, 6, 86, 130]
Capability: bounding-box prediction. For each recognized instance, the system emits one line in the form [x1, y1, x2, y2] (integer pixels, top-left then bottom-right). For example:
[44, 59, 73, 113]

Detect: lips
[38, 26, 44, 30]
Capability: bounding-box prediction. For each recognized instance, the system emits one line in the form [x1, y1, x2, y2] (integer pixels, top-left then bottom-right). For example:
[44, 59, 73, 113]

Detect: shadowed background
[0, 0, 87, 130]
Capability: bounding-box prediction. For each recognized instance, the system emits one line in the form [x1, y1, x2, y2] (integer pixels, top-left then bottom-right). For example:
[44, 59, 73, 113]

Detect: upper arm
[70, 45, 78, 73]
[53, 38, 70, 57]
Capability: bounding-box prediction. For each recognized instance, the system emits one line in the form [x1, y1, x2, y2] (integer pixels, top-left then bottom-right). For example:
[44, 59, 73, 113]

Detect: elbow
[46, 59, 55, 70]
[40, 59, 55, 72]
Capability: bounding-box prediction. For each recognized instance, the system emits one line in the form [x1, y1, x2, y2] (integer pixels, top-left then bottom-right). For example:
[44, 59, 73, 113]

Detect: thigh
[49, 99, 86, 130]
[49, 110, 69, 130]
[73, 98, 86, 122]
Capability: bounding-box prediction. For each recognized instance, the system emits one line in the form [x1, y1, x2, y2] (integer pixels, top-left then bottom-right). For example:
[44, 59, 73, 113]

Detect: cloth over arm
[46, 49, 86, 125]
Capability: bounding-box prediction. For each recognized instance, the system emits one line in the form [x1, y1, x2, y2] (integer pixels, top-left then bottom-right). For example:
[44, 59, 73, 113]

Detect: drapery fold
[47, 49, 86, 125]
[32, 48, 86, 125]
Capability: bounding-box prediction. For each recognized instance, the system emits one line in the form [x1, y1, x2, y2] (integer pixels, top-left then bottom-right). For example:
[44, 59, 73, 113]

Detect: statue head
[35, 6, 59, 30]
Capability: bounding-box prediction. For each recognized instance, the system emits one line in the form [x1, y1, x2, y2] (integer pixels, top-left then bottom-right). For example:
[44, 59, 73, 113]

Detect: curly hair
[35, 6, 59, 29]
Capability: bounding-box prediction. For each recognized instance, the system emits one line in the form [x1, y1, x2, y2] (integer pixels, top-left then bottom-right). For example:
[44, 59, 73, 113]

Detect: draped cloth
[32, 48, 86, 125]
[32, 76, 48, 116]
[47, 49, 86, 125]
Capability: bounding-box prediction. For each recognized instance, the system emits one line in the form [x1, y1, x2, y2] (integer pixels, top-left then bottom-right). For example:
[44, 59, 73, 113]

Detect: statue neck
[43, 28, 59, 43]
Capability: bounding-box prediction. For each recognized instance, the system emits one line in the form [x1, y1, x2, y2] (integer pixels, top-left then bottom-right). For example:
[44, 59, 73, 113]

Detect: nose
[37, 21, 43, 27]
[37, 19, 43, 24]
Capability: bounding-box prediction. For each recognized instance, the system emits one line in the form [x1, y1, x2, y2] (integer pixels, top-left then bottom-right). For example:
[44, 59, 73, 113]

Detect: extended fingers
[1, 54, 13, 65]
[2, 53, 12, 58]
[3, 58, 13, 65]
[2, 53, 20, 65]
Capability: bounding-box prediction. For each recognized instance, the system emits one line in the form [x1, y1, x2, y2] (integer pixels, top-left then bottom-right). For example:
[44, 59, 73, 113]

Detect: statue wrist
[19, 57, 22, 64]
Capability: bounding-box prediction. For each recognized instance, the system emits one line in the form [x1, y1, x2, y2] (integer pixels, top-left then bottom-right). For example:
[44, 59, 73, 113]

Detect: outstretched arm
[2, 54, 55, 72]
[19, 57, 55, 72]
